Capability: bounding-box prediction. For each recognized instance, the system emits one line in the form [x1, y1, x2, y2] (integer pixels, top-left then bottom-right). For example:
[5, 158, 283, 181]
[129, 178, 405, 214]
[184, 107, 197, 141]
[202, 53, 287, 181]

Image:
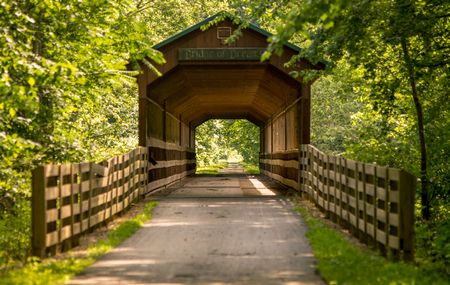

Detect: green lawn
[0, 201, 158, 285]
[294, 201, 449, 285]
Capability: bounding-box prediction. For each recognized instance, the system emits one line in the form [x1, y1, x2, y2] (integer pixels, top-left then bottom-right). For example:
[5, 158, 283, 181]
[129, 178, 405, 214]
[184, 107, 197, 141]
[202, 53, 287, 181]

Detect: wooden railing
[299, 144, 415, 260]
[32, 147, 149, 257]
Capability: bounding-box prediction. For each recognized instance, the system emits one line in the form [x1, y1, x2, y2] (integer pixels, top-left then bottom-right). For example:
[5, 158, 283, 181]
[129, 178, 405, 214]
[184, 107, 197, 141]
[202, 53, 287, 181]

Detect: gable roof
[153, 12, 302, 53]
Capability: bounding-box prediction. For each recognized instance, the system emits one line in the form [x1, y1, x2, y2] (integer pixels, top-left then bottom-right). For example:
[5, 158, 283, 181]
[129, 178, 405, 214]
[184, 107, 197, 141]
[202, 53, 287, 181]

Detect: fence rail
[32, 147, 149, 257]
[299, 144, 415, 260]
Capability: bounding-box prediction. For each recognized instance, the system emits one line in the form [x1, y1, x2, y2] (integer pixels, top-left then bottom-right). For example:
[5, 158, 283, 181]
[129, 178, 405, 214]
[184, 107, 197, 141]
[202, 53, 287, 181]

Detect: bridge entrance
[137, 13, 323, 191]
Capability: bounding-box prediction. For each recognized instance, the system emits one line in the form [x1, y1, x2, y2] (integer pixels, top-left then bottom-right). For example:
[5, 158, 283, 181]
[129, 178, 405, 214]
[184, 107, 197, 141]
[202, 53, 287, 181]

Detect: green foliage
[195, 120, 226, 166]
[294, 203, 449, 285]
[415, 202, 450, 277]
[0, 0, 165, 189]
[242, 163, 260, 174]
[0, 0, 165, 268]
[311, 60, 363, 154]
[232, 0, 449, 271]
[0, 0, 234, 267]
[234, 0, 449, 219]
[134, 0, 231, 43]
[195, 163, 227, 175]
[195, 119, 260, 166]
[0, 199, 31, 269]
[0, 201, 158, 285]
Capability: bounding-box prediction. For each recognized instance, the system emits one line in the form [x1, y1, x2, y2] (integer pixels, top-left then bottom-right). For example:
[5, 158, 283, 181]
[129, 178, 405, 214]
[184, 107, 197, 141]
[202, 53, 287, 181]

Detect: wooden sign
[178, 48, 266, 61]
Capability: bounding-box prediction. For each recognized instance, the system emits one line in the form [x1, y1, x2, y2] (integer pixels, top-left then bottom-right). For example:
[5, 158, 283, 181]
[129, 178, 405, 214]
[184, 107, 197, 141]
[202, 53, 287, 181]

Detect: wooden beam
[299, 84, 311, 145]
[138, 72, 147, 147]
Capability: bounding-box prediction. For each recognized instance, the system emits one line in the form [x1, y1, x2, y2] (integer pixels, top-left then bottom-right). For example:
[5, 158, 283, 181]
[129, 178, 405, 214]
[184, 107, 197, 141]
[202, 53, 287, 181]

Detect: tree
[0, 0, 166, 266]
[195, 119, 260, 166]
[233, 0, 449, 220]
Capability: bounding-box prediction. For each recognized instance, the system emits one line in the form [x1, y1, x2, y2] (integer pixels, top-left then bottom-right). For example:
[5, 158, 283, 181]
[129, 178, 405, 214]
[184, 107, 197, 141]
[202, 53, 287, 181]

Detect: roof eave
[152, 12, 302, 53]
[153, 13, 223, 50]
[151, 12, 327, 69]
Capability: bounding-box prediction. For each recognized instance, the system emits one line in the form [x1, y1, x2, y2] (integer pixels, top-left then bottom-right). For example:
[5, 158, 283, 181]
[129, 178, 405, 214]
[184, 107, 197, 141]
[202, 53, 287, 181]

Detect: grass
[242, 163, 260, 174]
[0, 201, 158, 285]
[294, 202, 449, 285]
[195, 165, 221, 174]
[195, 162, 228, 175]
[196, 162, 260, 175]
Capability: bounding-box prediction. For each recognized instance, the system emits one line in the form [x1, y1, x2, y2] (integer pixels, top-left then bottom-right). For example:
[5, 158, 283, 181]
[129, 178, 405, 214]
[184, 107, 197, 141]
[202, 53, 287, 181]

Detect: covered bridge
[137, 13, 324, 190]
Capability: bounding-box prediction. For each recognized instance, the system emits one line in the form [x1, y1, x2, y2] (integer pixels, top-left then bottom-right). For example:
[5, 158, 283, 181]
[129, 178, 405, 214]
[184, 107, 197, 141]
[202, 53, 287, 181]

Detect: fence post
[298, 146, 304, 197]
[57, 165, 62, 253]
[359, 163, 367, 243]
[121, 154, 126, 211]
[400, 170, 416, 260]
[88, 162, 93, 230]
[32, 166, 47, 258]
[324, 154, 330, 217]
[131, 149, 137, 202]
[141, 147, 149, 197]
[140, 147, 145, 198]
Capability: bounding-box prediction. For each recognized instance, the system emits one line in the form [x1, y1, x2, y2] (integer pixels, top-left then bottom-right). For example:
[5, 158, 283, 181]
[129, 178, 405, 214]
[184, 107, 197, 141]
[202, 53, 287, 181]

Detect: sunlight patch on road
[249, 178, 277, 196]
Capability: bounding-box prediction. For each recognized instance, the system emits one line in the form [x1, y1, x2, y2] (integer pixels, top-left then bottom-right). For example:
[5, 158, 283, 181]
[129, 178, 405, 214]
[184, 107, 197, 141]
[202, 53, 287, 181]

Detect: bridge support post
[297, 85, 311, 197]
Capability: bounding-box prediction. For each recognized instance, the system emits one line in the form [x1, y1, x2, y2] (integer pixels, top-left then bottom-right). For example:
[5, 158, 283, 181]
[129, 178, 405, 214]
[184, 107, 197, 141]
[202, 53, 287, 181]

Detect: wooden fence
[32, 147, 149, 258]
[299, 144, 415, 260]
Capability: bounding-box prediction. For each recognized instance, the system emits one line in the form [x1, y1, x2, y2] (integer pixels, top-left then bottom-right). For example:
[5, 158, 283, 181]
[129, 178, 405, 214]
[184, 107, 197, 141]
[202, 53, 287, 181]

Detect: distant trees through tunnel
[195, 119, 260, 173]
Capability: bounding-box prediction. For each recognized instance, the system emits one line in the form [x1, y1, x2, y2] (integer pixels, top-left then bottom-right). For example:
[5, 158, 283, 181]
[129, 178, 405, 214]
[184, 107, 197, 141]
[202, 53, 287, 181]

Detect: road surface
[68, 175, 324, 285]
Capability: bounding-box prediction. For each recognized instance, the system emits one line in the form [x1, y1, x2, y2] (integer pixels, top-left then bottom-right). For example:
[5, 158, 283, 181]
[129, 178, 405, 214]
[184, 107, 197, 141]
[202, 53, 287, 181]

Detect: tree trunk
[400, 37, 430, 220]
[32, 15, 55, 145]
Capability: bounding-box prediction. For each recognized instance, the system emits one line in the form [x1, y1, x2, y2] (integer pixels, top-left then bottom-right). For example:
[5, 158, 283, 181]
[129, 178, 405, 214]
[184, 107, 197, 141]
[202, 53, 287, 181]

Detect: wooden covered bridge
[32, 13, 416, 274]
[137, 14, 323, 191]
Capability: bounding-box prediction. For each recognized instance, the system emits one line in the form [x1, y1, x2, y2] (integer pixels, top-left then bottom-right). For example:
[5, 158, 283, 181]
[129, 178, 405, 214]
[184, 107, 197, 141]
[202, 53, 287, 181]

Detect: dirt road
[67, 176, 324, 285]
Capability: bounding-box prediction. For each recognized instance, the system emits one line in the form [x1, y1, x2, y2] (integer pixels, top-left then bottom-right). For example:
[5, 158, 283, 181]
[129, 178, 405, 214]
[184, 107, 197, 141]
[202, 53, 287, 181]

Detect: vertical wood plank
[342, 157, 349, 226]
[336, 157, 343, 221]
[78, 164, 84, 234]
[299, 85, 311, 144]
[69, 164, 75, 249]
[270, 118, 274, 175]
[138, 148, 144, 198]
[354, 161, 360, 237]
[131, 149, 135, 202]
[330, 155, 337, 217]
[143, 147, 149, 195]
[88, 162, 93, 230]
[121, 154, 126, 211]
[107, 159, 113, 222]
[400, 170, 415, 260]
[373, 165, 378, 246]
[57, 165, 62, 249]
[130, 150, 136, 201]
[383, 167, 389, 251]
[138, 87, 147, 146]
[284, 109, 288, 151]
[133, 149, 138, 201]
[298, 147, 302, 191]
[361, 163, 368, 241]
[32, 166, 47, 258]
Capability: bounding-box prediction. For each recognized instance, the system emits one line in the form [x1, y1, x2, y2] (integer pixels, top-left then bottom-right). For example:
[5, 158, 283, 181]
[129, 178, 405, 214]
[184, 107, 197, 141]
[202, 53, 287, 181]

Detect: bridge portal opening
[194, 119, 260, 174]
